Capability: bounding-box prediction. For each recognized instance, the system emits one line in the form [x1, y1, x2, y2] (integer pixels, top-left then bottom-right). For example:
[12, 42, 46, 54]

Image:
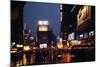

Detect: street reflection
[61, 52, 72, 63]
[23, 54, 27, 65]
[11, 1, 95, 67]
[11, 45, 95, 66]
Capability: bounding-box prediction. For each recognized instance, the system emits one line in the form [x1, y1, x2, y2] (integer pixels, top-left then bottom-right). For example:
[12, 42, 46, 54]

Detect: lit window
[68, 33, 75, 40]
[43, 21, 49, 25]
[39, 26, 48, 31]
[38, 20, 49, 25]
[38, 20, 43, 25]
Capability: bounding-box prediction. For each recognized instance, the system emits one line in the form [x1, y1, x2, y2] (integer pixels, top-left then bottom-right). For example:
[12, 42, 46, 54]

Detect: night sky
[23, 2, 60, 37]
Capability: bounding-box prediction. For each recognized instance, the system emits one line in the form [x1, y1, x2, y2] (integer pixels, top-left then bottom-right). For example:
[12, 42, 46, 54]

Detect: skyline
[23, 2, 60, 37]
[11, 1, 95, 66]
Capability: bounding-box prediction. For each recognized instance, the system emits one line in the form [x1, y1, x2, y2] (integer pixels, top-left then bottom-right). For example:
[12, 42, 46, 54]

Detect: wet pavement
[11, 46, 95, 66]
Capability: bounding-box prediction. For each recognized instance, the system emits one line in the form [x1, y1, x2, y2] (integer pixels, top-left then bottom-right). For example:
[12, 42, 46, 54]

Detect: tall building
[60, 4, 77, 41]
[11, 1, 26, 66]
[23, 24, 36, 47]
[23, 24, 31, 44]
[37, 20, 49, 48]
[11, 1, 25, 44]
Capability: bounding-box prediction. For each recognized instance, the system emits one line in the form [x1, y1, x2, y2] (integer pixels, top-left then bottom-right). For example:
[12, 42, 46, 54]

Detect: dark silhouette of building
[37, 21, 49, 47]
[11, 1, 25, 44]
[11, 1, 25, 66]
[60, 4, 77, 40]
[37, 21, 56, 47]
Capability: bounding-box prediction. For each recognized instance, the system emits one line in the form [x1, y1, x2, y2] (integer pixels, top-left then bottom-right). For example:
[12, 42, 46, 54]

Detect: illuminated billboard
[83, 32, 88, 39]
[77, 6, 91, 26]
[68, 32, 75, 40]
[11, 1, 95, 66]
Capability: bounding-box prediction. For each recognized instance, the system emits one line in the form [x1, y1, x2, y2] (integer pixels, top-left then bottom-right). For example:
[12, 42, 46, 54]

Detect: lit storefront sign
[39, 43, 47, 48]
[70, 40, 79, 46]
[89, 31, 94, 36]
[11, 48, 17, 53]
[83, 32, 88, 39]
[77, 6, 91, 26]
[68, 33, 75, 40]
[80, 34, 83, 38]
[57, 42, 63, 48]
[23, 45, 30, 51]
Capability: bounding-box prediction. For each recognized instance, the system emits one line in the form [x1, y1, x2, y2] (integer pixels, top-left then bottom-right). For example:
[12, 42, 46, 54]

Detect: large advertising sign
[77, 6, 91, 26]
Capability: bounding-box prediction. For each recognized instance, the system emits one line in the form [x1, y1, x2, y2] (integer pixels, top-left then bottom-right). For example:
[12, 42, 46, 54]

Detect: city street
[11, 1, 95, 67]
[11, 45, 95, 66]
